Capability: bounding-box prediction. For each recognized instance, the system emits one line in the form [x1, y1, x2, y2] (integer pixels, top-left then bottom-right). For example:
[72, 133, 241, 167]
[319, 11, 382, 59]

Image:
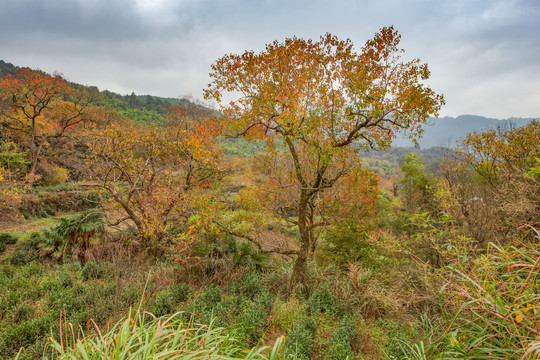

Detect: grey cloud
[0, 0, 539, 118]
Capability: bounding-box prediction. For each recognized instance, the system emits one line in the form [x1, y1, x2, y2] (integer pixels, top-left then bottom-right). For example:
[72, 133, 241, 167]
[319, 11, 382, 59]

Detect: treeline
[0, 59, 195, 126]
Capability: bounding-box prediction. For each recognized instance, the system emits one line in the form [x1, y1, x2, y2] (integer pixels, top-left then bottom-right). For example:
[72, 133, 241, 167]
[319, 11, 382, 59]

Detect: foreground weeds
[46, 311, 284, 360]
[407, 228, 540, 359]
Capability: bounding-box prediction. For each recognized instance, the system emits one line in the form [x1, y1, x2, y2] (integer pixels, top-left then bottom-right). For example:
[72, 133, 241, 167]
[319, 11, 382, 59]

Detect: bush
[232, 272, 266, 300]
[150, 290, 178, 317]
[0, 232, 18, 245]
[307, 285, 336, 315]
[10, 233, 44, 265]
[170, 283, 191, 303]
[271, 298, 306, 333]
[11, 302, 35, 324]
[283, 316, 318, 360]
[324, 316, 358, 360]
[40, 165, 70, 186]
[236, 300, 268, 344]
[0, 315, 53, 358]
[81, 261, 113, 280]
[149, 283, 192, 318]
[187, 285, 223, 323]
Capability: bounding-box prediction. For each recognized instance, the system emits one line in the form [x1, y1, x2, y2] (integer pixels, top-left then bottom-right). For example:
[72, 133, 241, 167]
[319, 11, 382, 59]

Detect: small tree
[50, 209, 105, 266]
[204, 27, 444, 286]
[441, 121, 540, 242]
[399, 153, 437, 213]
[0, 68, 97, 184]
[87, 106, 223, 253]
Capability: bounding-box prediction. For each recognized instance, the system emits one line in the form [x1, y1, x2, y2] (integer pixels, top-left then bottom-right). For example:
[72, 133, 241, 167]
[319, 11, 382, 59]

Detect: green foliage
[221, 138, 273, 158]
[151, 290, 180, 317]
[306, 285, 336, 316]
[47, 311, 284, 360]
[50, 209, 105, 265]
[188, 285, 223, 323]
[170, 283, 192, 303]
[81, 261, 113, 280]
[0, 232, 17, 254]
[377, 318, 421, 358]
[271, 298, 306, 333]
[324, 316, 358, 360]
[319, 221, 376, 267]
[283, 316, 318, 360]
[0, 141, 28, 170]
[51, 209, 105, 243]
[148, 283, 192, 318]
[528, 157, 540, 179]
[360, 146, 448, 177]
[0, 59, 16, 77]
[10, 232, 45, 265]
[235, 300, 268, 344]
[232, 272, 266, 301]
[0, 315, 53, 356]
[399, 153, 437, 213]
[414, 233, 540, 359]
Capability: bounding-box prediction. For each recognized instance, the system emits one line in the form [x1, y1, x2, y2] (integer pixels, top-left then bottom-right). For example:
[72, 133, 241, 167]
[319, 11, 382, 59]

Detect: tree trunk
[78, 239, 87, 267]
[28, 137, 44, 186]
[289, 191, 311, 293]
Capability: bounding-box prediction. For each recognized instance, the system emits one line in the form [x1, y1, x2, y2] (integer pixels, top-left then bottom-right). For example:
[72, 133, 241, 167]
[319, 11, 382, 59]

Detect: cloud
[0, 0, 539, 118]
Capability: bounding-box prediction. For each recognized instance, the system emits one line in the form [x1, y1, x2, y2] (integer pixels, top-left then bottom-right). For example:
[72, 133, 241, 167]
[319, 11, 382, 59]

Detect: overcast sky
[1, 0, 539, 118]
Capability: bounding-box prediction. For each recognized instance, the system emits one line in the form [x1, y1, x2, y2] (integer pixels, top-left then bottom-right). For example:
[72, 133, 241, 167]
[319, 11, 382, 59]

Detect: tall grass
[408, 228, 540, 359]
[46, 310, 284, 359]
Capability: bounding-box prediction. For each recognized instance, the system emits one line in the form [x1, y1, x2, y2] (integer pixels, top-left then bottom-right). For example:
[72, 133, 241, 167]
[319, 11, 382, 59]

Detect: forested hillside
[1, 28, 539, 360]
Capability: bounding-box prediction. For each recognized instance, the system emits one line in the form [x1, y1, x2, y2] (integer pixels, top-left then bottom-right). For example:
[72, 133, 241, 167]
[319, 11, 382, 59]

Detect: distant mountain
[393, 115, 535, 148]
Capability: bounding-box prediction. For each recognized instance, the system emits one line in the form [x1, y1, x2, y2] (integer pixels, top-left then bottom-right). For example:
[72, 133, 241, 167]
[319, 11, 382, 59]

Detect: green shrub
[0, 232, 18, 245]
[320, 221, 377, 267]
[324, 316, 358, 360]
[377, 318, 420, 358]
[170, 283, 191, 303]
[272, 298, 306, 333]
[11, 302, 36, 324]
[199, 285, 223, 306]
[0, 242, 5, 254]
[36, 208, 49, 218]
[307, 285, 336, 315]
[232, 272, 266, 301]
[236, 300, 268, 344]
[10, 233, 44, 265]
[148, 284, 192, 319]
[0, 315, 53, 358]
[283, 316, 318, 360]
[187, 285, 223, 323]
[81, 261, 110, 280]
[150, 290, 177, 317]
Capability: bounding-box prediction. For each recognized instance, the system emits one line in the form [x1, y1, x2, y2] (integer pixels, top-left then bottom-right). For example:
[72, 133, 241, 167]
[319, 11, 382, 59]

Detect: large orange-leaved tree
[204, 27, 444, 285]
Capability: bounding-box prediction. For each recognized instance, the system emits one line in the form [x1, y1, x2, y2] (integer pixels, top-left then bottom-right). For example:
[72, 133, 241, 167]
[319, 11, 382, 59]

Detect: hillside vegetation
[0, 27, 539, 360]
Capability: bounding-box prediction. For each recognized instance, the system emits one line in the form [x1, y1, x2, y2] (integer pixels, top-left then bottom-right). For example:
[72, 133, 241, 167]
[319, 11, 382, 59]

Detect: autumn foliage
[205, 26, 444, 285]
[86, 105, 223, 252]
[0, 68, 97, 184]
[441, 120, 540, 242]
